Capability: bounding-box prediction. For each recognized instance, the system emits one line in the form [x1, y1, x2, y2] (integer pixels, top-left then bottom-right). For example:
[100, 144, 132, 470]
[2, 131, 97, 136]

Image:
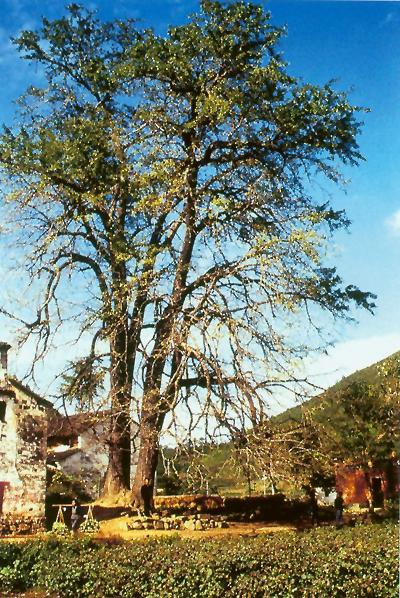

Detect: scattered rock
[127, 521, 144, 530]
[126, 513, 228, 533]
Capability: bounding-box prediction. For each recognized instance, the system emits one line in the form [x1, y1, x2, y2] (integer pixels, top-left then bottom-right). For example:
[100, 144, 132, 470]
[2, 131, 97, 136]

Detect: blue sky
[0, 0, 399, 395]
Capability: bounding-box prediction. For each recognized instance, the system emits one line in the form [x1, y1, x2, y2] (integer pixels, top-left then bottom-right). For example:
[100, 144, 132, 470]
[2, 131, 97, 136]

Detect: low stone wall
[154, 494, 224, 513]
[0, 515, 45, 536]
[127, 513, 228, 531]
[154, 494, 335, 523]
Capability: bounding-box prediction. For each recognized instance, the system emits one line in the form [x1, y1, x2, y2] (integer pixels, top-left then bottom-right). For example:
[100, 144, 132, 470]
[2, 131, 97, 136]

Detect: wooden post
[55, 505, 65, 524]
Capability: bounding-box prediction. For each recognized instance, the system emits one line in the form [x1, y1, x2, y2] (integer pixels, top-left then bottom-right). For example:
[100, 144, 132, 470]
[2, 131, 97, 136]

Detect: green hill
[275, 349, 400, 426]
[157, 350, 399, 496]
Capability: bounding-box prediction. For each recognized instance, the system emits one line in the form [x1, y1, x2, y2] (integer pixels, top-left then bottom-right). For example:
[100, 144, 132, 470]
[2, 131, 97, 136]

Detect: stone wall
[0, 514, 45, 536]
[0, 385, 47, 516]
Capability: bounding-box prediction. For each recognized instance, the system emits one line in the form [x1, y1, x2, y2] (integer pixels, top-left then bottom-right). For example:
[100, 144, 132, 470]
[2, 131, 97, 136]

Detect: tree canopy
[0, 1, 374, 501]
[329, 355, 400, 466]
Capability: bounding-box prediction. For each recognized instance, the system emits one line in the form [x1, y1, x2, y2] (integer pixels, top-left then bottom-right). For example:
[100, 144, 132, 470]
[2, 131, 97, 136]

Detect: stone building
[47, 410, 138, 499]
[0, 341, 138, 517]
[47, 411, 110, 499]
[0, 343, 53, 517]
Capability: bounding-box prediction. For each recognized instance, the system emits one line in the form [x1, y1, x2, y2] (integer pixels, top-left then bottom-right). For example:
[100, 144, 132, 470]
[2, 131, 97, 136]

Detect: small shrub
[80, 517, 100, 534]
[48, 520, 70, 537]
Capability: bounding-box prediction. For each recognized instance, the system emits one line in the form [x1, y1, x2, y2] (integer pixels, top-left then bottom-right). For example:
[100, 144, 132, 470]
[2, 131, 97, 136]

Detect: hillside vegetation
[157, 351, 399, 496]
[276, 350, 399, 426]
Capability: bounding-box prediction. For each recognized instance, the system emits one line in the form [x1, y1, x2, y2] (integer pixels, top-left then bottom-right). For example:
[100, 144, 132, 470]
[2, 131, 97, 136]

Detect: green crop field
[0, 523, 396, 597]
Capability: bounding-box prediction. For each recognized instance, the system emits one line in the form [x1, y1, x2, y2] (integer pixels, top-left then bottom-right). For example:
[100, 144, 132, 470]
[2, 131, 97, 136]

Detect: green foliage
[277, 352, 400, 467]
[158, 443, 240, 496]
[80, 517, 100, 534]
[158, 352, 399, 495]
[277, 351, 400, 425]
[60, 356, 106, 410]
[46, 468, 91, 503]
[48, 520, 70, 537]
[159, 419, 332, 497]
[158, 473, 184, 495]
[0, 524, 397, 597]
[332, 381, 391, 463]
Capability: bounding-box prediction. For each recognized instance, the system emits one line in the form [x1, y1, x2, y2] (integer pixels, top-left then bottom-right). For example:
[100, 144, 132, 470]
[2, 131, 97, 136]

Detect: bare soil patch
[96, 515, 296, 540]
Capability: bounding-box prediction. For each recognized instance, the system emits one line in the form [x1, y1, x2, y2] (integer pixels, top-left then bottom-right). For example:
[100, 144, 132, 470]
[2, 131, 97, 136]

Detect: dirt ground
[0, 517, 298, 544]
[96, 516, 297, 540]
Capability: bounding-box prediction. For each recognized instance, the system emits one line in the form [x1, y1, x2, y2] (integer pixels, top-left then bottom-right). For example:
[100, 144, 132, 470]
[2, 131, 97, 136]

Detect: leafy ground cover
[0, 523, 396, 597]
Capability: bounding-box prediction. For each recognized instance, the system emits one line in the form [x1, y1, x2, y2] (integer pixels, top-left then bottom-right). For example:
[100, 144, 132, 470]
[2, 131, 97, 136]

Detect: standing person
[309, 488, 319, 526]
[140, 478, 154, 516]
[71, 498, 83, 533]
[334, 491, 345, 528]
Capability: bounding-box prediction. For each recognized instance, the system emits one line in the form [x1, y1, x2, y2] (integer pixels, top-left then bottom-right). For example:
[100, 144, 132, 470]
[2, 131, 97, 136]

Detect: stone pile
[127, 513, 229, 531]
[0, 515, 45, 536]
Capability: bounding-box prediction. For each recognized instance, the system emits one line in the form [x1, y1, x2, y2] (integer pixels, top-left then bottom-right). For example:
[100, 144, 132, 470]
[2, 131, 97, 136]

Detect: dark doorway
[371, 477, 384, 508]
[0, 400, 6, 423]
[0, 482, 7, 515]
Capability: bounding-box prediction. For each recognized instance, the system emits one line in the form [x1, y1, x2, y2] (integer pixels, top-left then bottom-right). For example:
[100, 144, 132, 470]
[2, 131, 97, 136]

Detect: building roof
[0, 375, 54, 409]
[47, 410, 110, 440]
[47, 447, 82, 462]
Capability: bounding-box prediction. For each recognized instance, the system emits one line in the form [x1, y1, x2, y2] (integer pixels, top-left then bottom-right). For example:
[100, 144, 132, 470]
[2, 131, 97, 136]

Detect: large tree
[0, 1, 374, 503]
[326, 355, 399, 467]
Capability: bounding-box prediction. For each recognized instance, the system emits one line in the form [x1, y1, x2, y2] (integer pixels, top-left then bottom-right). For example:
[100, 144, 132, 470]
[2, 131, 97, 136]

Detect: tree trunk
[130, 418, 160, 507]
[103, 410, 131, 496]
[129, 233, 192, 505]
[102, 322, 133, 498]
[130, 393, 168, 505]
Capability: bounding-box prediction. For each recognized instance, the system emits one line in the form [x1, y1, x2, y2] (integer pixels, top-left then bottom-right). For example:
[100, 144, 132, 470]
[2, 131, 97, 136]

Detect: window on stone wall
[0, 401, 6, 423]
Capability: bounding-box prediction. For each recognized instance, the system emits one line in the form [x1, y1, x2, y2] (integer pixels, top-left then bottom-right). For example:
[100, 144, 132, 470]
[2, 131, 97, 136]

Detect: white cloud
[382, 12, 396, 25]
[385, 208, 400, 236]
[378, 11, 399, 28]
